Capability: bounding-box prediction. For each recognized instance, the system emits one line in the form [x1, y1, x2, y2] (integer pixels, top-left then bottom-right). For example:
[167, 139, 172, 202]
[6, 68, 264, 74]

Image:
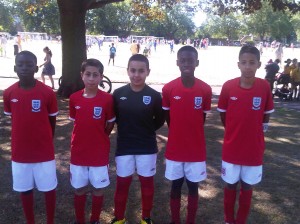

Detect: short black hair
[177, 45, 198, 58]
[81, 58, 104, 74]
[127, 54, 149, 70]
[239, 45, 260, 61]
[15, 51, 37, 64]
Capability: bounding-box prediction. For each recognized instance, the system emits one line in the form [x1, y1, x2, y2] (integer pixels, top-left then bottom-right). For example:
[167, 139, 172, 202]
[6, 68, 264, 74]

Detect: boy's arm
[105, 121, 115, 135]
[203, 113, 207, 124]
[49, 116, 56, 138]
[165, 110, 170, 127]
[220, 112, 226, 127]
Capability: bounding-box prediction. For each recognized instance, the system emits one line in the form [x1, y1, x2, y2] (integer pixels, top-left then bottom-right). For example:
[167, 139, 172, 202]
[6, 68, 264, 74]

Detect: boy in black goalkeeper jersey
[111, 54, 165, 224]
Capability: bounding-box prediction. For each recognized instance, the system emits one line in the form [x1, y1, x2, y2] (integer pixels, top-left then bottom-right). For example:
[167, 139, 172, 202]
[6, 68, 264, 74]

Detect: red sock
[44, 189, 56, 224]
[21, 191, 35, 224]
[170, 197, 181, 224]
[139, 175, 154, 219]
[74, 194, 86, 223]
[90, 195, 104, 222]
[236, 189, 253, 224]
[224, 187, 237, 223]
[114, 175, 132, 220]
[186, 194, 198, 224]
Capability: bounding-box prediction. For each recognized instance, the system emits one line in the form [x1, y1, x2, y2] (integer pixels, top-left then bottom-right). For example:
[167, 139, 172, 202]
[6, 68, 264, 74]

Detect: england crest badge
[194, 97, 202, 109]
[32, 100, 41, 112]
[252, 97, 261, 110]
[143, 96, 151, 105]
[93, 107, 102, 119]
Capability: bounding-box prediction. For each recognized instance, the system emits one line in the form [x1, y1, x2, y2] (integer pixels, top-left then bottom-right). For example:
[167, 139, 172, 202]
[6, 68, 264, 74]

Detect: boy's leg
[236, 182, 253, 224]
[89, 166, 109, 223]
[44, 189, 56, 224]
[170, 178, 184, 224]
[21, 190, 35, 224]
[138, 175, 154, 219]
[224, 183, 238, 223]
[185, 179, 199, 224]
[74, 187, 88, 223]
[90, 189, 104, 223]
[114, 175, 132, 220]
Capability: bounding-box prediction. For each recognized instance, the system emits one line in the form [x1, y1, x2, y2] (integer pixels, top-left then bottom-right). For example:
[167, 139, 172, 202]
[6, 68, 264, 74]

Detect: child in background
[39, 46, 55, 89]
[162, 45, 212, 224]
[69, 59, 115, 224]
[217, 45, 274, 224]
[108, 43, 116, 66]
[111, 54, 165, 224]
[3, 51, 58, 224]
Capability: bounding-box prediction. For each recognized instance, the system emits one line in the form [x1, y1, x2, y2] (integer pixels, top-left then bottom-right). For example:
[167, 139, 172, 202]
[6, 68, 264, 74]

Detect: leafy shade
[198, 0, 300, 15]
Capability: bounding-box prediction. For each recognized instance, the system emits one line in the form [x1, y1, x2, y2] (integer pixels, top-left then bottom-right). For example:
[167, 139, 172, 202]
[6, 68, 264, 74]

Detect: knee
[186, 179, 199, 196]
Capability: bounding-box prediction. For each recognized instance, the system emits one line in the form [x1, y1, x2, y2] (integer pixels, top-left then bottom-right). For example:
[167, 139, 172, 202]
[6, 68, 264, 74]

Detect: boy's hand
[263, 123, 269, 132]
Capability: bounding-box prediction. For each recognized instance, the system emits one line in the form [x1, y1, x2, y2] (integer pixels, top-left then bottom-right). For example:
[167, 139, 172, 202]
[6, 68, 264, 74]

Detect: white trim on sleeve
[264, 109, 275, 114]
[217, 108, 226, 112]
[49, 111, 58, 116]
[162, 107, 170, 110]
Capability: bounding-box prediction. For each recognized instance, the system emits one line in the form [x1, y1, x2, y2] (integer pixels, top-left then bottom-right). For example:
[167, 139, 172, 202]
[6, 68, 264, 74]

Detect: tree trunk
[57, 0, 87, 98]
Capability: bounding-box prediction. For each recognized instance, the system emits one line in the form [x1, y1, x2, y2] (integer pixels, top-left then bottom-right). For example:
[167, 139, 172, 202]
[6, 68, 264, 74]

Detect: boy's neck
[130, 83, 145, 92]
[82, 88, 98, 98]
[181, 76, 195, 88]
[240, 77, 255, 89]
[19, 79, 36, 90]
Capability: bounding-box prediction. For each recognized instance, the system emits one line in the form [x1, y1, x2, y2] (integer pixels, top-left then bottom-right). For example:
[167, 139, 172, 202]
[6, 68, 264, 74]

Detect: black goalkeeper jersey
[113, 84, 165, 156]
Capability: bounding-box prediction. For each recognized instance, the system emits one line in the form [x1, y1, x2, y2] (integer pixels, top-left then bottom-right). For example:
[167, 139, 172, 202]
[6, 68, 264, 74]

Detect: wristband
[263, 123, 269, 132]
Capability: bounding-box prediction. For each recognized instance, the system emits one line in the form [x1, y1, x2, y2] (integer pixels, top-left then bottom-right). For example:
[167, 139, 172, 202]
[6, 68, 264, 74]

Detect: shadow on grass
[0, 94, 299, 223]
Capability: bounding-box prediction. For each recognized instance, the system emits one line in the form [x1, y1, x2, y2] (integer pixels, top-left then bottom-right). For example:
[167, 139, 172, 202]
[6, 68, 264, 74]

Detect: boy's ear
[35, 66, 39, 73]
[14, 65, 16, 73]
[258, 61, 262, 69]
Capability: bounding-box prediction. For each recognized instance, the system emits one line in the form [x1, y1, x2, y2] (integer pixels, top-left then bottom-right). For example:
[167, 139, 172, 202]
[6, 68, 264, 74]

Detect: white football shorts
[12, 160, 57, 192]
[221, 161, 262, 185]
[165, 159, 207, 182]
[70, 164, 110, 189]
[115, 154, 157, 177]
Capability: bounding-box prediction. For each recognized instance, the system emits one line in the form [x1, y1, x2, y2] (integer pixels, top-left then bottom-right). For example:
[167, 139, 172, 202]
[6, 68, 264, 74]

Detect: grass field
[0, 91, 299, 223]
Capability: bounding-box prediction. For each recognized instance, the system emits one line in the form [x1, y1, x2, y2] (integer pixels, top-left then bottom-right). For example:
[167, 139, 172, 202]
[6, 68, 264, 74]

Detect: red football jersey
[3, 81, 58, 163]
[217, 77, 274, 166]
[69, 89, 115, 166]
[162, 77, 212, 162]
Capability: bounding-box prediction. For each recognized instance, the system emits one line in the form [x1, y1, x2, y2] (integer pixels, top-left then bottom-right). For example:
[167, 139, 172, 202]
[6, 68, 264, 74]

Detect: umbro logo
[11, 99, 18, 102]
[174, 96, 181, 100]
[75, 106, 80, 109]
[230, 97, 237, 100]
[101, 179, 107, 182]
[120, 97, 127, 100]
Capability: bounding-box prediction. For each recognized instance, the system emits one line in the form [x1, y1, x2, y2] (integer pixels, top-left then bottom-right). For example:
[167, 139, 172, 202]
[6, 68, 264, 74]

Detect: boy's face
[14, 54, 38, 80]
[127, 61, 150, 89]
[177, 51, 199, 77]
[238, 53, 261, 79]
[81, 65, 103, 90]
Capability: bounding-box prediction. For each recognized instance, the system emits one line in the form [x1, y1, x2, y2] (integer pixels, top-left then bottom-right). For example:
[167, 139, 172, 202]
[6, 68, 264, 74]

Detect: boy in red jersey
[69, 59, 115, 224]
[111, 54, 165, 224]
[3, 51, 58, 224]
[162, 46, 212, 224]
[217, 45, 274, 224]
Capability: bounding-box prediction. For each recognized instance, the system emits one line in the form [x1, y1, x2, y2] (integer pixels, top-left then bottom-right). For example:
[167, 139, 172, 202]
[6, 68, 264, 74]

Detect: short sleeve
[3, 89, 12, 116]
[69, 95, 76, 121]
[106, 95, 116, 122]
[162, 85, 170, 110]
[217, 82, 230, 112]
[203, 85, 212, 113]
[48, 91, 58, 116]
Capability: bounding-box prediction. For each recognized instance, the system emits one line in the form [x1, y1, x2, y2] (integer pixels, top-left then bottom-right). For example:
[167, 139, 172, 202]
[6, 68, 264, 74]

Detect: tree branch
[87, 0, 125, 10]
